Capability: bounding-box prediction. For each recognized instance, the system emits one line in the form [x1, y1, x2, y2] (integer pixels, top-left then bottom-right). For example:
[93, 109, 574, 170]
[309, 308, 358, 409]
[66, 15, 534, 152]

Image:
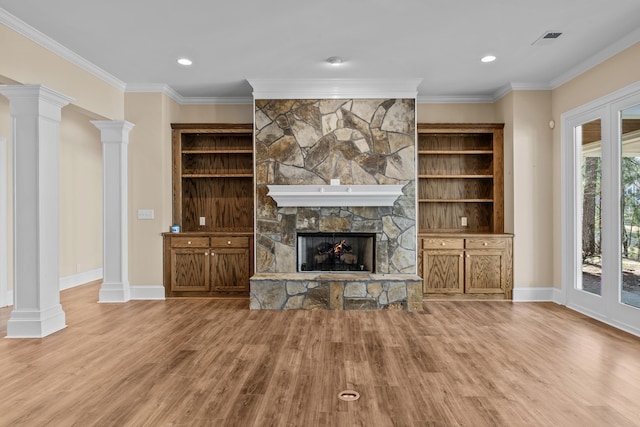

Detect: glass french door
[619, 104, 640, 312]
[563, 86, 640, 335]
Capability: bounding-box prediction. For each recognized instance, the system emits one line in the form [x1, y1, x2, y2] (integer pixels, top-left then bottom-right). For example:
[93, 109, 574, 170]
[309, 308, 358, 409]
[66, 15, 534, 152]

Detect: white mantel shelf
[267, 184, 404, 207]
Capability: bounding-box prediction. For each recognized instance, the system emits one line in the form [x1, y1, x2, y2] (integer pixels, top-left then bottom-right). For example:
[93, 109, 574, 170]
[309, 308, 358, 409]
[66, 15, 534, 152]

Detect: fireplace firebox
[297, 233, 375, 272]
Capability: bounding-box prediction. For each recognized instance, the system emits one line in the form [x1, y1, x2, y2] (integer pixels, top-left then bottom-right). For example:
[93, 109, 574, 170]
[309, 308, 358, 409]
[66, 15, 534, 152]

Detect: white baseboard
[2, 290, 13, 308]
[130, 285, 165, 300]
[552, 287, 564, 305]
[60, 268, 103, 291]
[2, 280, 165, 308]
[512, 286, 557, 302]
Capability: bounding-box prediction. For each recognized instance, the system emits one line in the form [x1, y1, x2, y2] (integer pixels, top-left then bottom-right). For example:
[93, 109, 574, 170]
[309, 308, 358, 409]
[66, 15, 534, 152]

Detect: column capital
[0, 84, 72, 121]
[91, 120, 135, 144]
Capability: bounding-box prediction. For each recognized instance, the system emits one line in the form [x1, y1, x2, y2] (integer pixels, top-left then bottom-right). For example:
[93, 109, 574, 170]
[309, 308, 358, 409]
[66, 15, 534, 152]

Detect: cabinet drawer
[422, 238, 464, 249]
[465, 238, 506, 249]
[210, 236, 249, 248]
[169, 237, 209, 248]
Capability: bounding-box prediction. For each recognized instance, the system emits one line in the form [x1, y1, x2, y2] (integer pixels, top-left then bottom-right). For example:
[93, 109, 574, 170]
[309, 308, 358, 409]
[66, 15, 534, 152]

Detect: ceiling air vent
[543, 32, 562, 39]
[532, 31, 563, 46]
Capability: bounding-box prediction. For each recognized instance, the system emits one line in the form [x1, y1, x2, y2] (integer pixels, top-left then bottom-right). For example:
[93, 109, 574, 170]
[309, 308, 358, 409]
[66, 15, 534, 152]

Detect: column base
[6, 304, 66, 338]
[98, 281, 131, 303]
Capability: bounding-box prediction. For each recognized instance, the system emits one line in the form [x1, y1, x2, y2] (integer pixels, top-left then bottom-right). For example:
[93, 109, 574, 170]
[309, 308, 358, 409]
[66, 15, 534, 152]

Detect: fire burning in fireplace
[297, 233, 375, 272]
[315, 239, 357, 265]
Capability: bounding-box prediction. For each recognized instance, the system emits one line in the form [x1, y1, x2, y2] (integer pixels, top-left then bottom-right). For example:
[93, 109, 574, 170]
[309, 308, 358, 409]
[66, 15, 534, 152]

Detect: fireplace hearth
[297, 233, 375, 272]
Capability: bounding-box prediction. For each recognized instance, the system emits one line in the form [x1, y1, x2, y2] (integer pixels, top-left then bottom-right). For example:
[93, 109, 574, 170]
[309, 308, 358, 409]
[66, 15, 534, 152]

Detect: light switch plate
[199, 216, 206, 226]
[461, 216, 468, 227]
[138, 209, 154, 220]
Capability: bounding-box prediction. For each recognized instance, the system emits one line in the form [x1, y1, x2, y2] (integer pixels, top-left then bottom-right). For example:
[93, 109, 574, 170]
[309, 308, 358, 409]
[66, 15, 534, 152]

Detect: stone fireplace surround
[248, 83, 422, 311]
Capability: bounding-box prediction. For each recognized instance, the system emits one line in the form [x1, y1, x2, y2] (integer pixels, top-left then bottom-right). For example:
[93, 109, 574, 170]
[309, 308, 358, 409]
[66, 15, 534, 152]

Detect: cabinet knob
[227, 240, 232, 245]
[441, 242, 445, 246]
[483, 242, 488, 246]
[205, 252, 208, 256]
[187, 241, 192, 245]
[211, 251, 215, 256]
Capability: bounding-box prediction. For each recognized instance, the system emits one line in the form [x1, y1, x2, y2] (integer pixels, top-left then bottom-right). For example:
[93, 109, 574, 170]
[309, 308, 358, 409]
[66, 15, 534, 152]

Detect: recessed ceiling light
[326, 56, 344, 66]
[177, 58, 193, 66]
[481, 55, 496, 63]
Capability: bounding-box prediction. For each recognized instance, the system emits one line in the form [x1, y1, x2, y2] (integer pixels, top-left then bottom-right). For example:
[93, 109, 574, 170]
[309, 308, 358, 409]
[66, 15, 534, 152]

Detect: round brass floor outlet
[337, 390, 360, 402]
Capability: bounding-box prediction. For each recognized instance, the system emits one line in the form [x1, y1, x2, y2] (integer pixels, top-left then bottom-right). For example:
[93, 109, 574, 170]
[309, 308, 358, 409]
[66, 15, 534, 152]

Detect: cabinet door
[170, 248, 210, 292]
[210, 246, 250, 293]
[423, 249, 464, 293]
[465, 249, 505, 293]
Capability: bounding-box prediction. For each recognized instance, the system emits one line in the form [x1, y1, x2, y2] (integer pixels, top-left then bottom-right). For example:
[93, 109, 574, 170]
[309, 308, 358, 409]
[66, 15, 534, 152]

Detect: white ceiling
[1, 0, 639, 102]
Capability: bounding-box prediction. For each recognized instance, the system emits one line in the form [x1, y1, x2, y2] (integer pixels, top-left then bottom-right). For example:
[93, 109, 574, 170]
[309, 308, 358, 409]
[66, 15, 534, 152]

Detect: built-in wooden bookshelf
[417, 123, 512, 299]
[163, 124, 253, 298]
[173, 124, 254, 233]
[417, 123, 504, 234]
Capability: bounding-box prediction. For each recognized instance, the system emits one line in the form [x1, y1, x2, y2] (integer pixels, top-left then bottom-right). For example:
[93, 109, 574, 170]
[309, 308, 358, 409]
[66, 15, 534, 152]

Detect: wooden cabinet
[167, 237, 210, 292]
[164, 234, 253, 297]
[417, 124, 513, 299]
[421, 235, 513, 299]
[163, 124, 254, 298]
[209, 237, 251, 294]
[422, 238, 464, 294]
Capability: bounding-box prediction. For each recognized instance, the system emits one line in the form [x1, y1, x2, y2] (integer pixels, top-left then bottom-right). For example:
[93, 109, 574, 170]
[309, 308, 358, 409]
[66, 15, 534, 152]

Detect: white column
[91, 120, 135, 303]
[0, 84, 72, 338]
[0, 137, 8, 308]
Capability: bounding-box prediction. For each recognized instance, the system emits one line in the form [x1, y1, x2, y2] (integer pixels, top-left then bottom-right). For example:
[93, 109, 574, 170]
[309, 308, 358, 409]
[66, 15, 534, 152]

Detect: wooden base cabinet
[164, 233, 253, 297]
[421, 234, 513, 299]
[168, 236, 210, 292]
[209, 237, 251, 294]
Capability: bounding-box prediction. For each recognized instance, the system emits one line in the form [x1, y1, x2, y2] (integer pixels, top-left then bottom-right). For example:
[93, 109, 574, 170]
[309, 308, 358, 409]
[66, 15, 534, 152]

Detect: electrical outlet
[137, 209, 154, 220]
[461, 216, 468, 227]
[199, 216, 206, 226]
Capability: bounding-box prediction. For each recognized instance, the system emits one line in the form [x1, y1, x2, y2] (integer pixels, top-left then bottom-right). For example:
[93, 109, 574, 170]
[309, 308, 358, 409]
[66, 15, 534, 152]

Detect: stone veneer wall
[254, 98, 416, 275]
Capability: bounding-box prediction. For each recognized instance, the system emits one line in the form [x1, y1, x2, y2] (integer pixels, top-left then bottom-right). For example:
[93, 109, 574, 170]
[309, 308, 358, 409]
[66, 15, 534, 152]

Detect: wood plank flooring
[1, 282, 640, 426]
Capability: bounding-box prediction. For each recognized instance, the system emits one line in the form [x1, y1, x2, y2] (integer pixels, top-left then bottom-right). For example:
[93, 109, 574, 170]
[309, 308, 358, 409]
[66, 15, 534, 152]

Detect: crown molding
[179, 96, 253, 105]
[550, 27, 640, 90]
[0, 8, 126, 92]
[491, 82, 554, 102]
[508, 82, 553, 91]
[3, 5, 637, 107]
[126, 83, 252, 105]
[417, 94, 494, 104]
[248, 78, 422, 99]
[125, 83, 182, 103]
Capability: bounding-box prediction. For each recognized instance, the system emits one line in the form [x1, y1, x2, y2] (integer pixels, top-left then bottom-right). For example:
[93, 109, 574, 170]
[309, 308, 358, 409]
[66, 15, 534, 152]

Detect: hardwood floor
[1, 282, 640, 426]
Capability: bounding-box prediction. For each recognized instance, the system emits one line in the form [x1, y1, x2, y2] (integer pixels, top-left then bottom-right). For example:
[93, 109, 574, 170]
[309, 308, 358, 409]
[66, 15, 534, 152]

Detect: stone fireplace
[249, 92, 422, 311]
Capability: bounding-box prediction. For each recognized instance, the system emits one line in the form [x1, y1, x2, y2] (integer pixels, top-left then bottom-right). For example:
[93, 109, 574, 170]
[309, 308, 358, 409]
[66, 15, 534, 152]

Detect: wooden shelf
[418, 174, 494, 179]
[419, 199, 494, 203]
[182, 149, 253, 154]
[418, 150, 494, 155]
[172, 123, 254, 233]
[417, 123, 504, 234]
[182, 174, 253, 178]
